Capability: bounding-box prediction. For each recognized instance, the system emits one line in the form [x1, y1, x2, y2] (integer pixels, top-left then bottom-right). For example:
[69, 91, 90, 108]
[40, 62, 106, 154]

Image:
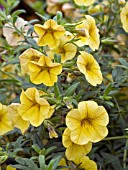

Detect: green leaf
[12, 9, 26, 18]
[47, 159, 54, 170]
[118, 58, 128, 68]
[103, 82, 112, 96]
[32, 144, 41, 154]
[14, 136, 23, 149]
[35, 12, 48, 21]
[65, 82, 80, 97]
[39, 155, 46, 170]
[54, 82, 61, 98]
[45, 146, 57, 156]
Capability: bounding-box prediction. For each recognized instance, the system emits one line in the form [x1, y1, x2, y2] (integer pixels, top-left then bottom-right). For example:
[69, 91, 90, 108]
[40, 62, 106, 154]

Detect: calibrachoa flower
[3, 17, 29, 46]
[34, 19, 65, 48]
[18, 88, 55, 127]
[46, 0, 62, 14]
[73, 156, 97, 170]
[9, 103, 30, 134]
[120, 2, 128, 33]
[0, 103, 13, 135]
[6, 165, 16, 170]
[19, 48, 43, 75]
[28, 54, 62, 86]
[74, 0, 95, 6]
[59, 158, 69, 170]
[1, 64, 15, 78]
[75, 15, 100, 51]
[66, 101, 109, 145]
[77, 51, 103, 86]
[47, 31, 77, 63]
[62, 128, 92, 160]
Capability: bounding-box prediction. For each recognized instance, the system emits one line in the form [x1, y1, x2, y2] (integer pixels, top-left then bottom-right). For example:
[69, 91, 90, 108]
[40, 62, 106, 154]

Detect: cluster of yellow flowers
[62, 101, 109, 169]
[0, 87, 55, 135]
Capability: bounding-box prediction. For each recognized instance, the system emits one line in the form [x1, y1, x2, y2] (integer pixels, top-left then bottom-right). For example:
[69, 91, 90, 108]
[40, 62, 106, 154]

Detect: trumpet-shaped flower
[75, 15, 100, 51]
[66, 101, 109, 145]
[59, 158, 69, 170]
[6, 165, 16, 170]
[62, 128, 92, 160]
[0, 103, 13, 135]
[74, 156, 97, 170]
[34, 19, 65, 48]
[9, 103, 30, 134]
[1, 64, 16, 79]
[47, 31, 77, 63]
[19, 48, 43, 75]
[77, 51, 103, 86]
[18, 88, 55, 127]
[28, 55, 62, 86]
[74, 0, 95, 6]
[3, 17, 29, 46]
[120, 2, 128, 33]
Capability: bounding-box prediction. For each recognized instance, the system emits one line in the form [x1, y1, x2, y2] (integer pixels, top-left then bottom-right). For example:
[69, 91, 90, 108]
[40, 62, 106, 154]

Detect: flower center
[81, 118, 91, 126]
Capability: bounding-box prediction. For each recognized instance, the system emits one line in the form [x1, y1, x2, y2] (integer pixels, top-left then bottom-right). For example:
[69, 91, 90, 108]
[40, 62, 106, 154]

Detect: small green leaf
[65, 82, 80, 97]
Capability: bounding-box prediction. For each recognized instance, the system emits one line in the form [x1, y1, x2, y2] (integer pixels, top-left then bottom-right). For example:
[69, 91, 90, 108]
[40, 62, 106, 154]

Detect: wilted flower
[73, 156, 97, 170]
[66, 101, 109, 145]
[34, 19, 65, 48]
[74, 0, 95, 6]
[9, 103, 30, 134]
[62, 128, 92, 160]
[77, 51, 103, 86]
[18, 88, 55, 127]
[0, 103, 13, 135]
[47, 31, 77, 63]
[3, 17, 29, 46]
[120, 2, 128, 32]
[28, 54, 62, 86]
[75, 15, 100, 51]
[47, 124, 58, 139]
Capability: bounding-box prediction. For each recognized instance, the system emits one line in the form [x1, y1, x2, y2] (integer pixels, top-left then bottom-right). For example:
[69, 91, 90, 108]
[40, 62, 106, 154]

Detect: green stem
[103, 136, 128, 141]
[123, 139, 128, 168]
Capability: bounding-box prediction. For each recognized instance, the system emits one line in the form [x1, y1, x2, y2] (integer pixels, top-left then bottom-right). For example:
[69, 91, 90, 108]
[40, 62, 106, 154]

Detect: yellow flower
[62, 128, 92, 160]
[18, 88, 55, 127]
[6, 165, 16, 170]
[0, 103, 13, 135]
[19, 48, 43, 75]
[120, 2, 128, 33]
[58, 158, 69, 170]
[73, 156, 97, 170]
[77, 51, 103, 86]
[74, 0, 95, 6]
[75, 15, 100, 51]
[1, 64, 15, 79]
[8, 103, 30, 134]
[66, 101, 109, 145]
[47, 31, 77, 63]
[34, 19, 65, 48]
[28, 55, 62, 86]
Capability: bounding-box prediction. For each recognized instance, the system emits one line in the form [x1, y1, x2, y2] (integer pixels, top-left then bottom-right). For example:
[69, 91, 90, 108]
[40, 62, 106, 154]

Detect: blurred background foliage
[0, 0, 128, 169]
